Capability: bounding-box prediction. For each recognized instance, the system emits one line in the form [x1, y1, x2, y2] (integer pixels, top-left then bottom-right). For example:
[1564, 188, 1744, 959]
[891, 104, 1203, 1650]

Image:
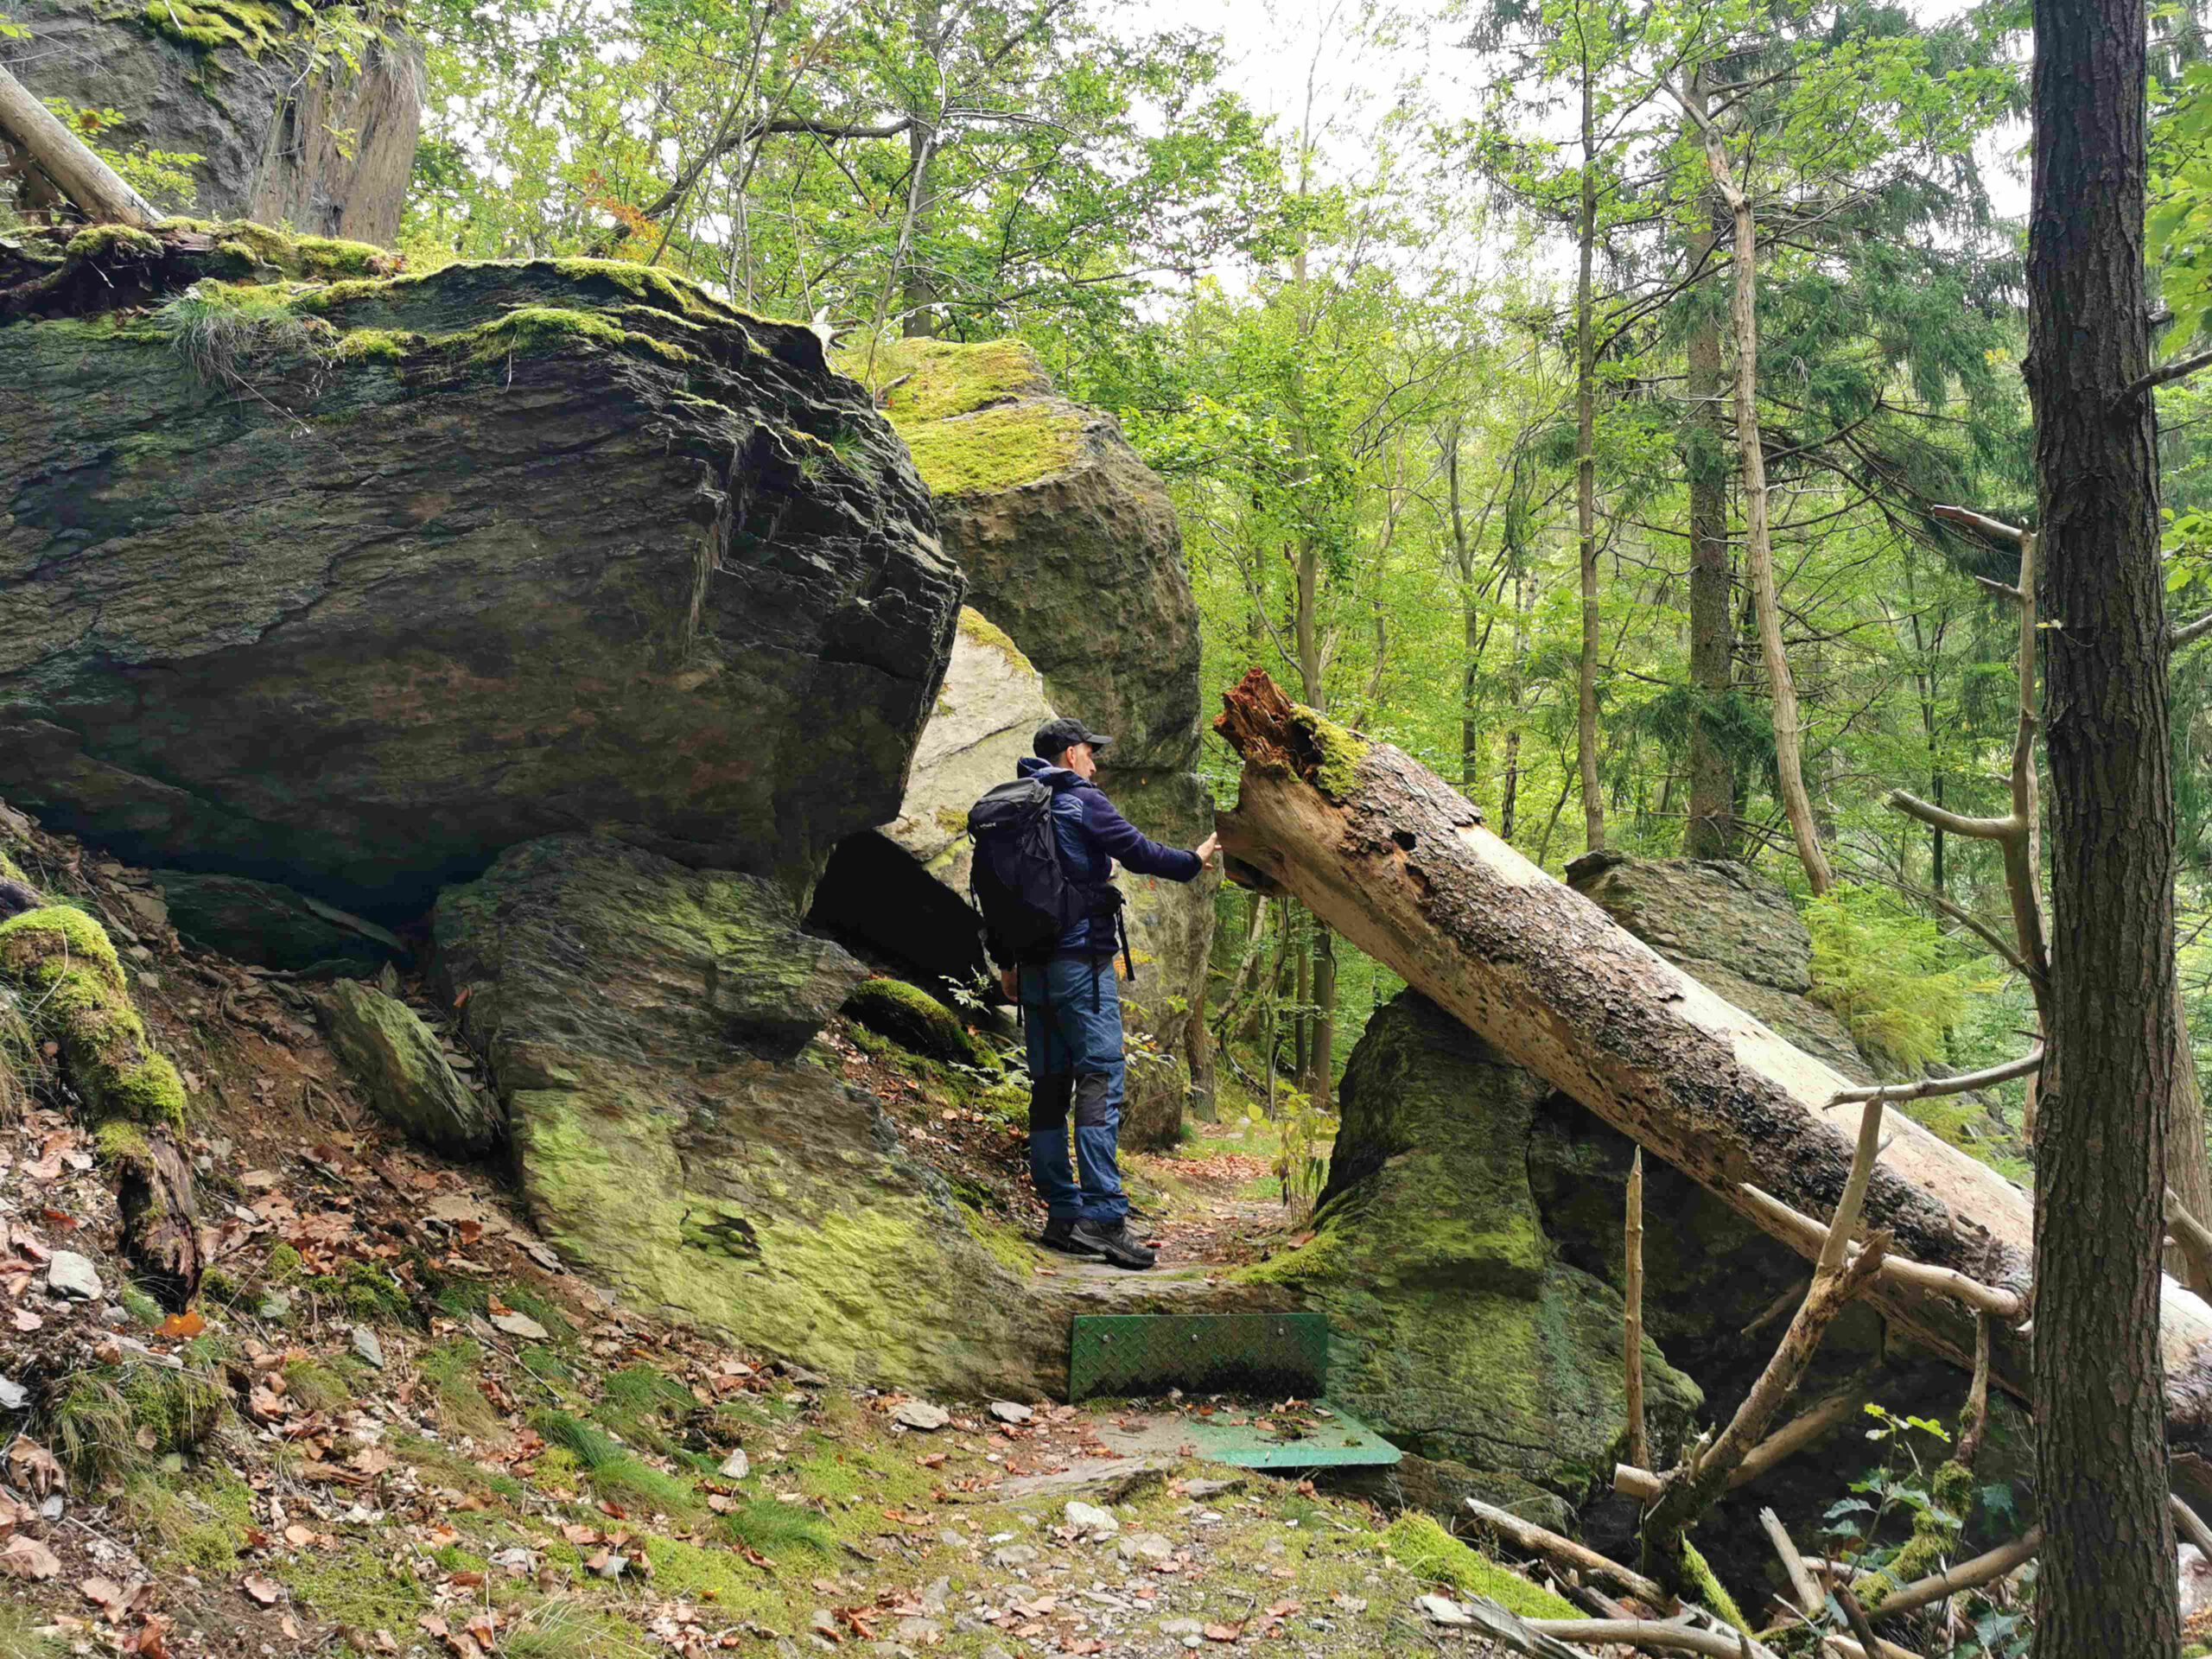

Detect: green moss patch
[1380, 1514, 1578, 1619]
[141, 0, 310, 58]
[863, 337, 1052, 423]
[0, 906, 187, 1131]
[895, 402, 1084, 497]
[841, 977, 994, 1068]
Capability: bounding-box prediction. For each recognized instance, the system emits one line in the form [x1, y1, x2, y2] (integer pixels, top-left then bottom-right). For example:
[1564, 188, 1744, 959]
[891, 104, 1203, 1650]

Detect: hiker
[978, 716, 1217, 1270]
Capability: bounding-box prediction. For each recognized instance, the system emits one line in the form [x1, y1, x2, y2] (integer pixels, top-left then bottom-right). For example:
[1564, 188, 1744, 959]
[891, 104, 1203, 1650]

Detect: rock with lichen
[4, 0, 423, 243]
[1242, 989, 1703, 1529]
[861, 340, 1217, 1146]
[321, 980, 499, 1157]
[0, 233, 961, 925]
[433, 834, 1079, 1395]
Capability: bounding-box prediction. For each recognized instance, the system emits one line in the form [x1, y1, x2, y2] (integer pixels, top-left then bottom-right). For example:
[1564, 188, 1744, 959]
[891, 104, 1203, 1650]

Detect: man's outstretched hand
[1195, 832, 1221, 866]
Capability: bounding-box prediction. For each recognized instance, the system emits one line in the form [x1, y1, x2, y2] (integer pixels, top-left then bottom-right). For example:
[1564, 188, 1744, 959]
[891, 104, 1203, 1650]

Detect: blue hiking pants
[1020, 957, 1128, 1224]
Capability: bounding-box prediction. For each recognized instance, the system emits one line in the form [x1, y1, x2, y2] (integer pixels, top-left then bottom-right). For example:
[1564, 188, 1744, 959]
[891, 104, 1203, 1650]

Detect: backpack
[967, 779, 1078, 967]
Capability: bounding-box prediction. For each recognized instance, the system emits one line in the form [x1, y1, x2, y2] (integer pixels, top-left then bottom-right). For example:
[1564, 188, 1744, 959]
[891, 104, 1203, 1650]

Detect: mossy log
[1210, 669, 2212, 1450]
[0, 893, 199, 1305]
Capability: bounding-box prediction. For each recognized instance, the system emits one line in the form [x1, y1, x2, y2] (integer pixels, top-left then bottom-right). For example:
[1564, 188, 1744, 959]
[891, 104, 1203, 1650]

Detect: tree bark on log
[0, 64, 158, 228]
[1210, 669, 2212, 1445]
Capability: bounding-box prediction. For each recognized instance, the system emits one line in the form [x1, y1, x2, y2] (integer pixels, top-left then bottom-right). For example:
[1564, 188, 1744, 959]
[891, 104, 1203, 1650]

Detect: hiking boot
[1039, 1217, 1103, 1257]
[1071, 1218, 1155, 1270]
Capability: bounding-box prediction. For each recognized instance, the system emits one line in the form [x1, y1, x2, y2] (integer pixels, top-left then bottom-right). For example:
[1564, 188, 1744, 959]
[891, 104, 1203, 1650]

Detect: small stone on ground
[893, 1400, 950, 1431]
[350, 1325, 385, 1370]
[46, 1252, 100, 1301]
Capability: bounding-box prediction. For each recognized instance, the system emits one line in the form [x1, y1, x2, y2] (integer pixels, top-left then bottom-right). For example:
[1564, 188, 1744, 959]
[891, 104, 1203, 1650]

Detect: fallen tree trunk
[0, 63, 158, 228]
[1211, 669, 2212, 1444]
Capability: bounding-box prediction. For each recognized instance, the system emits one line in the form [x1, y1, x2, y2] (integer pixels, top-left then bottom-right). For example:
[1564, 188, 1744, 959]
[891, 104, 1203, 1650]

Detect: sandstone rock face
[871, 341, 1216, 1145]
[321, 980, 499, 1156]
[434, 835, 1069, 1393]
[1246, 989, 1701, 1526]
[0, 252, 960, 919]
[5, 1, 422, 243]
[881, 611, 1056, 898]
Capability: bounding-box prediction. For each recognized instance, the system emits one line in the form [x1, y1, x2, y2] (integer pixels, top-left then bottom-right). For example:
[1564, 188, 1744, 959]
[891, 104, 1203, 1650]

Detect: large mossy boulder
[5, 1, 423, 243]
[1245, 990, 1702, 1524]
[0, 238, 961, 921]
[433, 835, 1071, 1394]
[868, 340, 1217, 1145]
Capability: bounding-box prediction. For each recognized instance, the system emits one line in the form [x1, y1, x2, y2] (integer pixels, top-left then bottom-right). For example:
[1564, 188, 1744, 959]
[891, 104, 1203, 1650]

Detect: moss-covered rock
[0, 906, 187, 1130]
[842, 978, 993, 1068]
[861, 339, 1215, 1145]
[321, 981, 500, 1156]
[435, 836, 1077, 1395]
[1242, 990, 1700, 1520]
[0, 255, 960, 921]
[6, 0, 421, 243]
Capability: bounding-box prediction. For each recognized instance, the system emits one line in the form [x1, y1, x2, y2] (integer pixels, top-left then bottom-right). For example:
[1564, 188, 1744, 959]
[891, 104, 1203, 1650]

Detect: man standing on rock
[997, 717, 1217, 1270]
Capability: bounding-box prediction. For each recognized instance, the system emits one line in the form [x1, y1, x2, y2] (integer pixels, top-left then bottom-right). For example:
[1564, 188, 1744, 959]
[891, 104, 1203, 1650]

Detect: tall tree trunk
[1682, 163, 1735, 861]
[1574, 60, 1605, 855]
[1312, 927, 1336, 1111]
[1694, 125, 1832, 893]
[1502, 569, 1529, 843]
[2024, 0, 2181, 1632]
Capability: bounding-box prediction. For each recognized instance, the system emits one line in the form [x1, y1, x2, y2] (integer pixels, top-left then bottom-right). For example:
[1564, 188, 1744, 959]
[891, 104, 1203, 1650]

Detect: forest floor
[0, 822, 1568, 1659]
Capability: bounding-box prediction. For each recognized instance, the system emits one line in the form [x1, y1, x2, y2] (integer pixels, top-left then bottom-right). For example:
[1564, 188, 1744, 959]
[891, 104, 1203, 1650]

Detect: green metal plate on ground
[1069, 1312, 1330, 1402]
[1185, 1401, 1402, 1471]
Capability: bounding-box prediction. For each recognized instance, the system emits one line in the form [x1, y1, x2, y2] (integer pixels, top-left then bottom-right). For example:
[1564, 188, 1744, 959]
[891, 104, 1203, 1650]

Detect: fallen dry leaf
[0, 1536, 60, 1580]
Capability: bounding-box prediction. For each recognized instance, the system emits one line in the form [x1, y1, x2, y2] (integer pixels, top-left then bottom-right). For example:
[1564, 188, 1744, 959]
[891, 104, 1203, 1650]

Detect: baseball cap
[1033, 717, 1114, 760]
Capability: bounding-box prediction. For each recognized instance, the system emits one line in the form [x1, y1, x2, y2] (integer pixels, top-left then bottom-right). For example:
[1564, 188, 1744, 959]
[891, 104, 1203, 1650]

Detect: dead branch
[1929, 504, 2028, 545]
[1955, 1310, 1993, 1469]
[1626, 1147, 1649, 1471]
[2118, 346, 2212, 407]
[1520, 1618, 1777, 1658]
[1866, 1529, 2044, 1623]
[1760, 1507, 1822, 1618]
[2172, 1493, 2212, 1558]
[2170, 1189, 2212, 1299]
[1460, 1497, 1671, 1610]
[1828, 1051, 2042, 1106]
[1736, 1185, 2026, 1323]
[1835, 1586, 1885, 1659]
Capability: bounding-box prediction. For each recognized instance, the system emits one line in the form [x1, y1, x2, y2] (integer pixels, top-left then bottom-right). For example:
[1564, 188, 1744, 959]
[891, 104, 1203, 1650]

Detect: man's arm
[1077, 789, 1205, 881]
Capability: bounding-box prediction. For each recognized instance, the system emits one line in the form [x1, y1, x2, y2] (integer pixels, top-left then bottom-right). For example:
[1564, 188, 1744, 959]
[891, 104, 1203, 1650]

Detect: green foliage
[1805, 886, 1986, 1072]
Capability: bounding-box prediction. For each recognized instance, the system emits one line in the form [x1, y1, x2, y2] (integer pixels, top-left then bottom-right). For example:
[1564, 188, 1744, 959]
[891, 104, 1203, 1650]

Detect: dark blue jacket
[1015, 756, 1204, 955]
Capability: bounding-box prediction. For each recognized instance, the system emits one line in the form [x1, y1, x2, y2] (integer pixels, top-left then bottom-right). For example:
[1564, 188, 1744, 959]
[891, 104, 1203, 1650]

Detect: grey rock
[155, 871, 403, 976]
[718, 1448, 751, 1480]
[892, 1618, 941, 1643]
[257, 1290, 293, 1321]
[988, 1400, 1034, 1425]
[1063, 1500, 1118, 1540]
[349, 1325, 385, 1370]
[1180, 1478, 1242, 1499]
[0, 259, 959, 923]
[3, 0, 423, 242]
[45, 1250, 99, 1300]
[1253, 988, 1701, 1518]
[321, 982, 500, 1157]
[489, 1309, 550, 1342]
[892, 1401, 950, 1432]
[990, 1545, 1039, 1568]
[0, 1376, 26, 1411]
[1116, 1532, 1172, 1563]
